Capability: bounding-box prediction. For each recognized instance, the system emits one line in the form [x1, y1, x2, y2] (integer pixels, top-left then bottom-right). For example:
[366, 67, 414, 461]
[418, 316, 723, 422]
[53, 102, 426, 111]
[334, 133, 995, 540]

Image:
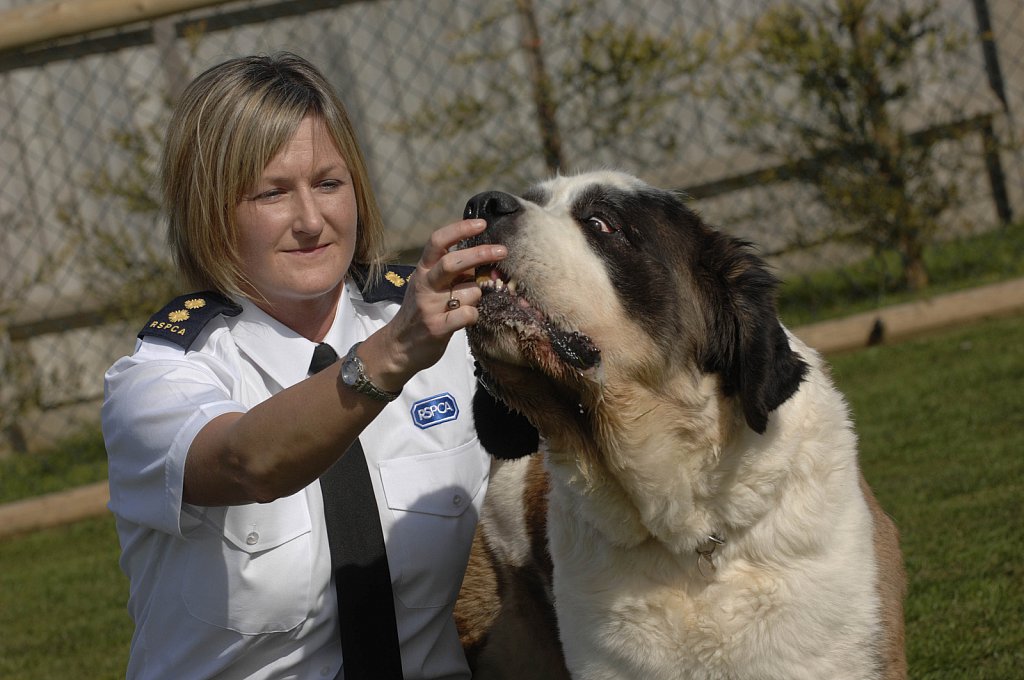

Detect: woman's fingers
[418, 219, 506, 291]
[374, 219, 505, 380]
[405, 217, 506, 331]
[441, 279, 483, 319]
[419, 219, 485, 269]
[448, 278, 482, 304]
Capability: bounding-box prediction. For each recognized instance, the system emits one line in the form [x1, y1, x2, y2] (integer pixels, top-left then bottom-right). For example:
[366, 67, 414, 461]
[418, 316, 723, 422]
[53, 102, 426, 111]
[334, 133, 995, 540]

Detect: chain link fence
[1, 0, 1022, 455]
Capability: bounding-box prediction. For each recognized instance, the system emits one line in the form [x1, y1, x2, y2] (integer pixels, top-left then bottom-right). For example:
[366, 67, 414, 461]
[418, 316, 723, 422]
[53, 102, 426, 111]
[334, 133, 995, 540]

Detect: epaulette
[354, 264, 415, 304]
[138, 291, 243, 350]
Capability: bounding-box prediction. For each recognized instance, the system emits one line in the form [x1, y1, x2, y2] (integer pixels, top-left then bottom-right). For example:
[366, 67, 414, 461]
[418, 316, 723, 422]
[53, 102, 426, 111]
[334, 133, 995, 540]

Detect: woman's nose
[293, 189, 325, 234]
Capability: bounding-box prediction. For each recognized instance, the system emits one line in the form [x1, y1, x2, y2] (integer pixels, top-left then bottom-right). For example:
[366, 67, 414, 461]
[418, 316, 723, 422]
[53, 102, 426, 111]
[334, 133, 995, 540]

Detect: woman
[102, 52, 508, 679]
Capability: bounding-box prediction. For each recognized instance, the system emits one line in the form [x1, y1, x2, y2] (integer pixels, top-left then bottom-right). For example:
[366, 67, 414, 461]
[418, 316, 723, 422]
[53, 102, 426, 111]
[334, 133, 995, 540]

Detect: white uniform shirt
[103, 278, 488, 680]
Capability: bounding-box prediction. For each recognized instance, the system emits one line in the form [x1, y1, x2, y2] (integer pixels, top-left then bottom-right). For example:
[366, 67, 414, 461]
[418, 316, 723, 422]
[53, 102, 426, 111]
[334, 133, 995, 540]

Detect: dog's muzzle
[464, 190, 520, 226]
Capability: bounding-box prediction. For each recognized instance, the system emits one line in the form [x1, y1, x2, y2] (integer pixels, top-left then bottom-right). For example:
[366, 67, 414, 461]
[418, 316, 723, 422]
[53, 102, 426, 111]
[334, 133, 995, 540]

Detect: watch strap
[341, 342, 401, 402]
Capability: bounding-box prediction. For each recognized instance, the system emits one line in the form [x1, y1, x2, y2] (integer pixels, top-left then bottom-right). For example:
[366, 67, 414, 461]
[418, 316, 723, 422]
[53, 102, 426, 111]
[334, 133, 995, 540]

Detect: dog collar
[696, 533, 726, 579]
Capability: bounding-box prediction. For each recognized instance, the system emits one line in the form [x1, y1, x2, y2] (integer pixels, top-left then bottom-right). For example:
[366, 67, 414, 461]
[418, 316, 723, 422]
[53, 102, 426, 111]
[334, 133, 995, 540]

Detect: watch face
[341, 357, 362, 386]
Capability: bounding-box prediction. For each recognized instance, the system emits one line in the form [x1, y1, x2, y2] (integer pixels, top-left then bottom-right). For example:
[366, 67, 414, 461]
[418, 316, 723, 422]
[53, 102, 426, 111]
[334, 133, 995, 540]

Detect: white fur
[547, 339, 882, 679]
[479, 458, 534, 569]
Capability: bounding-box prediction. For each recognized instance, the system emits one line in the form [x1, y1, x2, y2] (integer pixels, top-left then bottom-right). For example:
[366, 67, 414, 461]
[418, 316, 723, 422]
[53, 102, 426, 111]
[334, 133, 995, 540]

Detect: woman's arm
[182, 218, 506, 506]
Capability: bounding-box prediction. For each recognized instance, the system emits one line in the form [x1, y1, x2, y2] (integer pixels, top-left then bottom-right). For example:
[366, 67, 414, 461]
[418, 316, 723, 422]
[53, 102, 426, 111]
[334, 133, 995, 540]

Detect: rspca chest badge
[411, 393, 460, 429]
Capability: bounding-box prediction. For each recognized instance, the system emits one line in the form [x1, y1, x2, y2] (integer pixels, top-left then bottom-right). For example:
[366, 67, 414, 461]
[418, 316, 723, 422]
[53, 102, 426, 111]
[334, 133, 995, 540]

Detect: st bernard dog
[454, 171, 906, 680]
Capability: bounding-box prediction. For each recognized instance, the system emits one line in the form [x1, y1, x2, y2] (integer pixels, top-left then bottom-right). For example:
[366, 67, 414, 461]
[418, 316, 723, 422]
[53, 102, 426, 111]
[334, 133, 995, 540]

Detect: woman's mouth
[290, 243, 330, 255]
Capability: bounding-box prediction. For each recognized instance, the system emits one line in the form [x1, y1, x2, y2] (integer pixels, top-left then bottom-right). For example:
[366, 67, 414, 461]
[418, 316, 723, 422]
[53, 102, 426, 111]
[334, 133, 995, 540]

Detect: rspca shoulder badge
[138, 291, 242, 350]
[411, 392, 460, 429]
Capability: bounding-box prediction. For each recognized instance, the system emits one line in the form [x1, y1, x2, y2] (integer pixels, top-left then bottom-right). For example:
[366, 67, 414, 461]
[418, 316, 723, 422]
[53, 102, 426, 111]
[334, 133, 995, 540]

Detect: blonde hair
[161, 52, 387, 297]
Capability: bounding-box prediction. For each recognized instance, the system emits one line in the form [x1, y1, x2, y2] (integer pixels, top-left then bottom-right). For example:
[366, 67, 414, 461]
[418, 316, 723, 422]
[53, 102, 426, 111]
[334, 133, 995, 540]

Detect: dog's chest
[550, 545, 772, 677]
[547, 510, 881, 680]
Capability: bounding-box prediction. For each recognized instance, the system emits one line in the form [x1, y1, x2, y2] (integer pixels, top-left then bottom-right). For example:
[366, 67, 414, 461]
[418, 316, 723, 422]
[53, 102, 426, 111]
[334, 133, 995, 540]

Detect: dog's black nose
[464, 191, 520, 223]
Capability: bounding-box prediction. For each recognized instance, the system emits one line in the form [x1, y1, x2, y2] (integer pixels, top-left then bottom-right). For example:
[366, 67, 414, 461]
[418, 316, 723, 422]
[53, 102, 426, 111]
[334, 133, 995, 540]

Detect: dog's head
[464, 171, 806, 453]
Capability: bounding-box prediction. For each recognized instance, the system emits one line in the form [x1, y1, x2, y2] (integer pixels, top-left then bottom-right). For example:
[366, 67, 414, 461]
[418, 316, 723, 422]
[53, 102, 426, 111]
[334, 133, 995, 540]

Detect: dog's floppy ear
[472, 366, 539, 459]
[734, 313, 808, 434]
[700, 235, 808, 434]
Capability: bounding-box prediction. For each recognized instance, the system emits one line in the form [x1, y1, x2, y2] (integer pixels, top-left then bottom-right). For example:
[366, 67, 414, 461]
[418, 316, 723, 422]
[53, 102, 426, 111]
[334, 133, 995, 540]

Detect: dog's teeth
[507, 280, 517, 295]
[494, 278, 505, 292]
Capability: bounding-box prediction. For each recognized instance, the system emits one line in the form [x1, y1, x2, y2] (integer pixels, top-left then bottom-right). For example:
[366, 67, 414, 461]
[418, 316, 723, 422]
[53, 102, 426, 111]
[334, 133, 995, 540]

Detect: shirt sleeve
[102, 337, 246, 537]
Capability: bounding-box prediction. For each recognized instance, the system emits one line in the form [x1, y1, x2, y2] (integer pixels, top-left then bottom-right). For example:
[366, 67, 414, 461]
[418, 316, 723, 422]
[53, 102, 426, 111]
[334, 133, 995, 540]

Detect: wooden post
[0, 0, 236, 52]
[513, 0, 566, 174]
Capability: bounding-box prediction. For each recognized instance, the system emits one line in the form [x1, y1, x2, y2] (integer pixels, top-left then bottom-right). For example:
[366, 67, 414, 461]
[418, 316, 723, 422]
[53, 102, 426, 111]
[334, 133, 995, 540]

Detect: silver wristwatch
[339, 341, 402, 402]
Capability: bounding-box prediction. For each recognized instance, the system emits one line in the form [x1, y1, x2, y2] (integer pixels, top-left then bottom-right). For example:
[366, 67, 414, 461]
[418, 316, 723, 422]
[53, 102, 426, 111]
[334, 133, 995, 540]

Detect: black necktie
[310, 341, 340, 375]
[310, 343, 404, 680]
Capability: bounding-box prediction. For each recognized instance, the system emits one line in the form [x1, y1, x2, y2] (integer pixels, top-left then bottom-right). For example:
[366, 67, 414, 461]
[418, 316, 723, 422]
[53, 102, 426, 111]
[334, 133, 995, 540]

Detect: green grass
[1, 314, 1022, 678]
[0, 429, 109, 504]
[829, 313, 1024, 679]
[778, 223, 1024, 325]
[0, 516, 131, 679]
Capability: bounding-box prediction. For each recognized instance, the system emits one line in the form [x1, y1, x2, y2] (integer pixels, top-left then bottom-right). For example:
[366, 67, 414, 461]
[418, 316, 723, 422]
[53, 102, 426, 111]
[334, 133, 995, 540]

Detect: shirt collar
[231, 289, 351, 391]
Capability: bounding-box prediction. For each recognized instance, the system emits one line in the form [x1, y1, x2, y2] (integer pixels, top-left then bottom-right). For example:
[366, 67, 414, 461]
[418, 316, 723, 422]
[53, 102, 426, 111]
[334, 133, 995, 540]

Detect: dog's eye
[584, 216, 617, 234]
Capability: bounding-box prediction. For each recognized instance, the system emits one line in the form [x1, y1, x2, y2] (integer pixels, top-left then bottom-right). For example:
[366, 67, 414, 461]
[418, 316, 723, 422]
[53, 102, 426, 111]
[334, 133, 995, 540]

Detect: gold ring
[446, 297, 461, 311]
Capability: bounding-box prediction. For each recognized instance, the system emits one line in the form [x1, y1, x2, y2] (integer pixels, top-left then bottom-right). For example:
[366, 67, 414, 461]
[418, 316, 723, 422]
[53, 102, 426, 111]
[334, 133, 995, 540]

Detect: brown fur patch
[456, 457, 567, 679]
[524, 455, 555, 579]
[454, 526, 501, 660]
[860, 473, 908, 680]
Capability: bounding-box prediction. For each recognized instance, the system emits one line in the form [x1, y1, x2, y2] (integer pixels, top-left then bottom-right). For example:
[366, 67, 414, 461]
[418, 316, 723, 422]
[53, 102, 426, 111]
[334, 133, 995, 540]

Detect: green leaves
[720, 0, 973, 291]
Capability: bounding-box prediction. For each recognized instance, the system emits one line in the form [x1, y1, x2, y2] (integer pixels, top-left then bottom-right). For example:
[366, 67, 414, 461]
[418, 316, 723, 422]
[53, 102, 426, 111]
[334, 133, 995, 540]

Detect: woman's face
[235, 115, 358, 310]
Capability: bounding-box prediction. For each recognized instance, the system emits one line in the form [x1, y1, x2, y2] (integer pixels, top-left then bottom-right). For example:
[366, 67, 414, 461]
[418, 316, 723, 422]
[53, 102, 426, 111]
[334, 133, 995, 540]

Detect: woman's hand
[357, 218, 506, 392]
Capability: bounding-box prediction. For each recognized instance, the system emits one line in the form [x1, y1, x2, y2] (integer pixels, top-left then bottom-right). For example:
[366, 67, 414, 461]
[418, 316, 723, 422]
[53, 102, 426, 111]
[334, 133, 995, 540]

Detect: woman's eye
[585, 216, 617, 234]
[318, 179, 343, 191]
[252, 188, 284, 201]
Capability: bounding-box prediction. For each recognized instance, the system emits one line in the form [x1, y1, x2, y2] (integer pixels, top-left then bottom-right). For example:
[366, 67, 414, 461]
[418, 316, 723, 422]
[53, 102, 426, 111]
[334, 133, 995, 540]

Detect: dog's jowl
[454, 171, 906, 680]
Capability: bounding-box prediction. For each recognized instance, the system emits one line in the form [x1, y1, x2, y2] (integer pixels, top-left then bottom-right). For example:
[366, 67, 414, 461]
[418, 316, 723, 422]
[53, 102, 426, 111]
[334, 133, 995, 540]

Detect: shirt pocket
[379, 438, 488, 609]
[182, 493, 313, 634]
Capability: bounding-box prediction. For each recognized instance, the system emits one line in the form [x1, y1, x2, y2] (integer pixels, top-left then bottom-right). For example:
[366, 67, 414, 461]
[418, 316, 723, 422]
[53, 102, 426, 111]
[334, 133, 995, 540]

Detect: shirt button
[245, 531, 259, 545]
[452, 494, 463, 507]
